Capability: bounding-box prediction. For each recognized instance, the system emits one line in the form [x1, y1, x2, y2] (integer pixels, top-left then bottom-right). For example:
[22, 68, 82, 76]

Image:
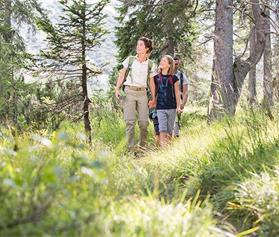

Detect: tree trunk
[208, 0, 234, 121]
[248, 25, 257, 106]
[167, 37, 175, 55]
[233, 0, 268, 106]
[208, 0, 269, 121]
[4, 0, 18, 125]
[263, 8, 273, 106]
[81, 0, 92, 144]
[273, 1, 279, 102]
[162, 37, 175, 56]
[4, 0, 12, 42]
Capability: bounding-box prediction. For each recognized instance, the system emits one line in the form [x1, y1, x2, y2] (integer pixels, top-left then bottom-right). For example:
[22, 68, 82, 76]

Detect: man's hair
[173, 54, 181, 60]
[139, 37, 153, 53]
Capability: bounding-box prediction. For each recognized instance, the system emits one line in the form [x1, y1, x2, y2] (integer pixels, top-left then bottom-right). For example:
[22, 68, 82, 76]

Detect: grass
[0, 105, 278, 236]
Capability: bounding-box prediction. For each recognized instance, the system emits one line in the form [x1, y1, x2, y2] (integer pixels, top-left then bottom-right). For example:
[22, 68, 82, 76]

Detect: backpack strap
[147, 59, 154, 100]
[179, 71, 184, 93]
[147, 59, 154, 76]
[123, 56, 135, 84]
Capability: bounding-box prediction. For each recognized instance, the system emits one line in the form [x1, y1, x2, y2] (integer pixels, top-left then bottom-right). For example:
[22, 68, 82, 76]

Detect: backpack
[120, 56, 154, 99]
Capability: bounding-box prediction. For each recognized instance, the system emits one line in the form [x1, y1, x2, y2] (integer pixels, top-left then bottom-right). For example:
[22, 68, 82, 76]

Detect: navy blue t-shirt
[154, 74, 178, 110]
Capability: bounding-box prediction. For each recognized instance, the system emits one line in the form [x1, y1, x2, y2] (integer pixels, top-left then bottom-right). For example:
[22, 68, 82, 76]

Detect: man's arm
[174, 82, 182, 113]
[181, 84, 189, 108]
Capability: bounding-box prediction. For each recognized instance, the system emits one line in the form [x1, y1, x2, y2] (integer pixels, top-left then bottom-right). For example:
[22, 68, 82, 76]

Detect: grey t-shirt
[175, 70, 190, 87]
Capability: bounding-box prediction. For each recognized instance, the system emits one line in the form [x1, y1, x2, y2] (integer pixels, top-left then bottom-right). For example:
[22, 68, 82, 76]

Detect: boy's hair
[159, 55, 175, 75]
[139, 37, 153, 53]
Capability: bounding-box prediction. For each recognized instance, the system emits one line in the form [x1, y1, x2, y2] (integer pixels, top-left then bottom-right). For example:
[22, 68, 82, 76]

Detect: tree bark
[208, 0, 269, 121]
[248, 25, 257, 106]
[162, 37, 175, 56]
[167, 37, 175, 55]
[233, 0, 268, 107]
[81, 0, 92, 144]
[273, 1, 279, 102]
[263, 8, 273, 106]
[4, 0, 18, 125]
[208, 0, 234, 121]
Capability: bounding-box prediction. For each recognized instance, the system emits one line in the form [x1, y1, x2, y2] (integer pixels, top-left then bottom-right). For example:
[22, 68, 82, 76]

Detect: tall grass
[0, 106, 278, 236]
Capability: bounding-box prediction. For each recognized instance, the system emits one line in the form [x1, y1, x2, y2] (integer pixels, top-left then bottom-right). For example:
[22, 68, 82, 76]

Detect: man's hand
[177, 106, 183, 114]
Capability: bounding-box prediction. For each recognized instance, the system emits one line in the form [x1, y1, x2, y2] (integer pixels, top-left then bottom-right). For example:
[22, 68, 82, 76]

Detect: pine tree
[115, 0, 199, 62]
[37, 0, 109, 143]
[0, 0, 42, 125]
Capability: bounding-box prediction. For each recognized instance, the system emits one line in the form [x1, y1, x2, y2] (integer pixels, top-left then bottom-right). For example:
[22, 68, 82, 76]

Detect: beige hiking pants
[122, 87, 149, 149]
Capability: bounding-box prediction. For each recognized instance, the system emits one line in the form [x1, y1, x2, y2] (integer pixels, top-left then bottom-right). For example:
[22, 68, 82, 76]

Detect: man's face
[174, 59, 180, 68]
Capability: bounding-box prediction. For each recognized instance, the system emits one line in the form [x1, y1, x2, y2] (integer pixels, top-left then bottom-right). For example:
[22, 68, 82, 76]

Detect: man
[173, 55, 189, 137]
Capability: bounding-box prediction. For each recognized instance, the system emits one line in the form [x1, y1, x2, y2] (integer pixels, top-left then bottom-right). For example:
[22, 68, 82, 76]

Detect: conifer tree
[37, 0, 109, 143]
[0, 0, 42, 125]
[115, 0, 199, 62]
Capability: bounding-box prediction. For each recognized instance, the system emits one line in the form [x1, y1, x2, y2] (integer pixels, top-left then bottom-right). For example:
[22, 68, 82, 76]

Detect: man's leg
[123, 88, 137, 149]
[173, 113, 181, 137]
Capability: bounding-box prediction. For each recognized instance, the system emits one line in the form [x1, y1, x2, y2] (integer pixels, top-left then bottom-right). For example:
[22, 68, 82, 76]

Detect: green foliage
[0, 128, 110, 236]
[37, 0, 108, 64]
[0, 0, 43, 126]
[115, 0, 200, 62]
[35, 0, 109, 136]
[230, 170, 279, 237]
[0, 120, 232, 236]
[0, 99, 278, 236]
